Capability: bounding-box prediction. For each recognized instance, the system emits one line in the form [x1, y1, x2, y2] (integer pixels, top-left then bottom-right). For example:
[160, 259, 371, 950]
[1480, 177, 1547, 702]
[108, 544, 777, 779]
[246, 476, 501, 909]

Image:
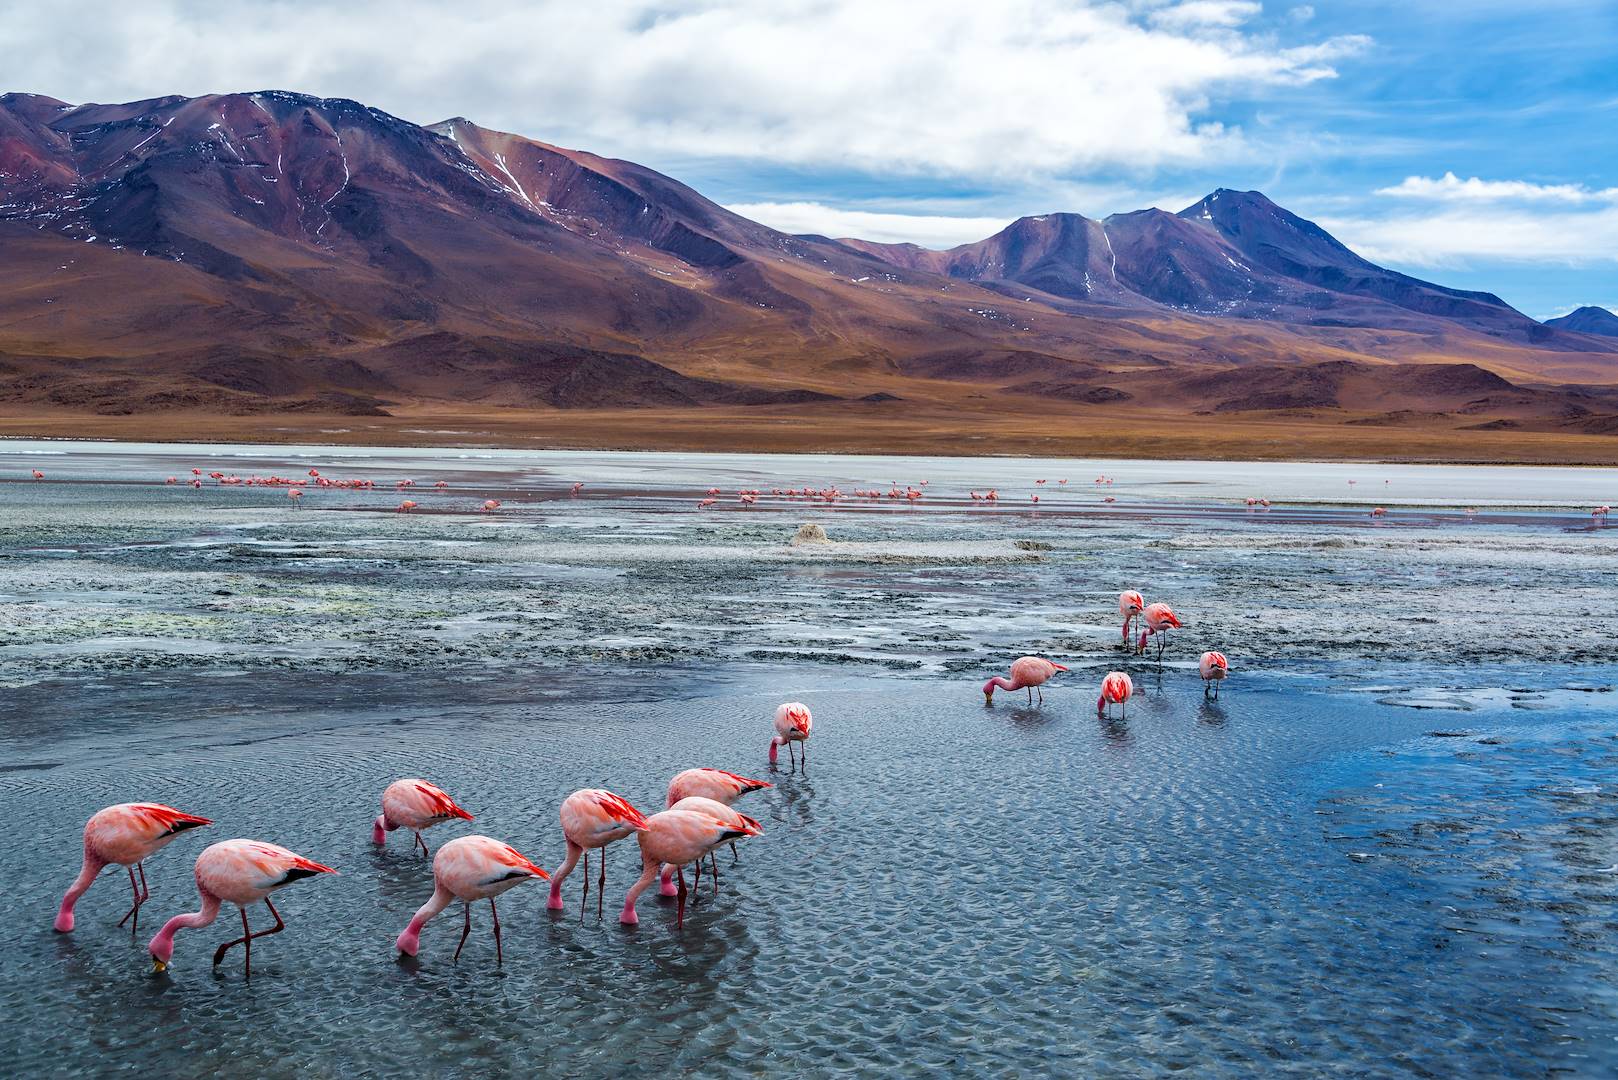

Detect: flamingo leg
[117, 862, 149, 932]
[730, 841, 740, 864]
[710, 852, 721, 898]
[580, 848, 590, 919]
[213, 898, 284, 978]
[454, 903, 471, 963]
[415, 832, 430, 858]
[490, 897, 502, 965]
[676, 866, 688, 929]
[597, 845, 607, 920]
[692, 856, 704, 906]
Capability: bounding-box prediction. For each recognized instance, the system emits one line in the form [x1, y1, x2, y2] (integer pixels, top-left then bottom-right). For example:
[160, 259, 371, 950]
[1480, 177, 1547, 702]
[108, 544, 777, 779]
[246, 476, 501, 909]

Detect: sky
[4, 1, 1615, 318]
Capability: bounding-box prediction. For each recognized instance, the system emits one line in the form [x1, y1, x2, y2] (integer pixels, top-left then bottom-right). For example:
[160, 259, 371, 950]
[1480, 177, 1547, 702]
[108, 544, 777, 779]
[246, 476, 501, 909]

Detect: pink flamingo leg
[454, 904, 472, 963]
[116, 862, 151, 934]
[213, 898, 285, 980]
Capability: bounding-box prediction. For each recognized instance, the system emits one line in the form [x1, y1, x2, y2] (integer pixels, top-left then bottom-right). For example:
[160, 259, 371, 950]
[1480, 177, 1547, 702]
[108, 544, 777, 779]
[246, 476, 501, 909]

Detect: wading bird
[1136, 603, 1182, 659]
[982, 657, 1068, 704]
[547, 790, 650, 918]
[1119, 591, 1145, 643]
[660, 796, 762, 900]
[769, 702, 814, 767]
[55, 803, 212, 934]
[395, 835, 548, 964]
[1097, 671, 1134, 718]
[147, 840, 336, 978]
[620, 809, 761, 928]
[372, 779, 475, 856]
[1199, 651, 1230, 697]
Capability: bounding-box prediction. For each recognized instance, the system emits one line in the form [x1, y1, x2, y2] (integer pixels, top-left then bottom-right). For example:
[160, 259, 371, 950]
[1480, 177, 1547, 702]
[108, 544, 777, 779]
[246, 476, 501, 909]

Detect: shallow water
[2, 444, 1617, 1076]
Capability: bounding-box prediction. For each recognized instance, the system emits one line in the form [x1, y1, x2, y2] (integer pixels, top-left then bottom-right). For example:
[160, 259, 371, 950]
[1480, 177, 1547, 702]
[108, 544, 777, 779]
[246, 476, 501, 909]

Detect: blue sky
[7, 1, 1616, 318]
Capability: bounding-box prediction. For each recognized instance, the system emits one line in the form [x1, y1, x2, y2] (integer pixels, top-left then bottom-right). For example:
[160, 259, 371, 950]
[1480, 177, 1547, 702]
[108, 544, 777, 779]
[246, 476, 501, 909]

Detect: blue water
[1, 444, 1616, 1076]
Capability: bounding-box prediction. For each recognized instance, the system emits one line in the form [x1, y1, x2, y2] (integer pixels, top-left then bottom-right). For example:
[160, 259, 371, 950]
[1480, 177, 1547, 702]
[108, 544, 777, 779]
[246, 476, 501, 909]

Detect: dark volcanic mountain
[1545, 306, 1618, 338]
[1, 89, 1616, 440]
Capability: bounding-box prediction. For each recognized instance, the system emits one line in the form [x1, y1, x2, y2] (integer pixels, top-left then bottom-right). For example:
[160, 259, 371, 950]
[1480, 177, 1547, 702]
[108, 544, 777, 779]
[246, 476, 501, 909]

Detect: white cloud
[1376, 172, 1618, 204]
[726, 202, 1013, 246]
[1320, 205, 1618, 268]
[0, 0, 1368, 179]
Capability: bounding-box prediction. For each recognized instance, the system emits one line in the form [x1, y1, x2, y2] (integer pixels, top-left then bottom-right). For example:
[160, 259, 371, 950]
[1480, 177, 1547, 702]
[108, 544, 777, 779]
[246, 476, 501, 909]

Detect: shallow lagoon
[1, 444, 1615, 1076]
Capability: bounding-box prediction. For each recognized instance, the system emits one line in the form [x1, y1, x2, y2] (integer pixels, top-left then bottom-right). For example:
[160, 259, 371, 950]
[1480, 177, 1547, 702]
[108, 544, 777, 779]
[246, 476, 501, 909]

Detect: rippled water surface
[2, 443, 1616, 1077]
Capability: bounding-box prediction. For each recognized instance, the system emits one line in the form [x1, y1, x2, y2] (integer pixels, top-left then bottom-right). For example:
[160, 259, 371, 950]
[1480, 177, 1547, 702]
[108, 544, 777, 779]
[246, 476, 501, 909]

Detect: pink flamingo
[571, 482, 584, 496]
[620, 809, 762, 928]
[1097, 671, 1133, 717]
[372, 779, 474, 856]
[398, 500, 418, 512]
[434, 480, 449, 490]
[697, 497, 717, 508]
[1371, 507, 1387, 517]
[56, 803, 212, 934]
[32, 469, 44, 480]
[769, 701, 813, 768]
[395, 835, 548, 963]
[982, 657, 1068, 704]
[481, 499, 501, 512]
[287, 488, 303, 506]
[546, 789, 650, 918]
[665, 768, 772, 874]
[1137, 602, 1182, 658]
[165, 476, 177, 484]
[659, 796, 763, 900]
[1119, 591, 1145, 643]
[147, 840, 336, 977]
[1199, 651, 1230, 697]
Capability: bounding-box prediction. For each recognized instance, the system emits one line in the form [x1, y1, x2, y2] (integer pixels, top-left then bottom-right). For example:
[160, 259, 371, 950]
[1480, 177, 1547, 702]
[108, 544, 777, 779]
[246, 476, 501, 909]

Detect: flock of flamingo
[983, 590, 1229, 720]
[58, 704, 814, 977]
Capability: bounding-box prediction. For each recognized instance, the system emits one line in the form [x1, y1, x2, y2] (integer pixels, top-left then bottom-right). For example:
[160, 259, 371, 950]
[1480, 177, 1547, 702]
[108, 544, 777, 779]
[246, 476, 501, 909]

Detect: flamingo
[1119, 591, 1145, 643]
[665, 768, 772, 872]
[620, 809, 761, 928]
[697, 497, 717, 509]
[982, 657, 1068, 704]
[769, 701, 813, 768]
[395, 835, 548, 964]
[571, 482, 584, 496]
[1199, 651, 1230, 697]
[547, 789, 650, 918]
[287, 488, 303, 506]
[660, 797, 763, 901]
[1371, 507, 1387, 518]
[372, 779, 474, 856]
[55, 803, 211, 934]
[1097, 671, 1134, 718]
[31, 469, 44, 480]
[1137, 602, 1182, 659]
[398, 500, 418, 512]
[147, 840, 336, 978]
[481, 499, 501, 512]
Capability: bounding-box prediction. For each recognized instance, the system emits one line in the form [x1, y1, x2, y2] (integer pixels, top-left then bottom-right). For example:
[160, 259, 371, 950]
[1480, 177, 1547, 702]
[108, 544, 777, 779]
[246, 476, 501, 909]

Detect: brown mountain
[2, 90, 1617, 458]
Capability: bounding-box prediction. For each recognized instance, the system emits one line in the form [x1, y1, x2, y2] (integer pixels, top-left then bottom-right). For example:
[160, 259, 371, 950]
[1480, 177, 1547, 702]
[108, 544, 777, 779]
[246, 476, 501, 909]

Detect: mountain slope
[2, 89, 1617, 450]
[1545, 306, 1618, 338]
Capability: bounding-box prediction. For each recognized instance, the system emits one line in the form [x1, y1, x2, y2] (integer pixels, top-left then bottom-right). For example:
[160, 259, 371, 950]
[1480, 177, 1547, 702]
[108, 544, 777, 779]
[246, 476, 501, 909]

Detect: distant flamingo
[394, 835, 547, 963]
[620, 809, 761, 928]
[1371, 507, 1387, 517]
[769, 701, 813, 768]
[660, 797, 762, 900]
[398, 500, 418, 512]
[31, 469, 44, 480]
[1199, 651, 1230, 697]
[372, 779, 474, 856]
[982, 656, 1068, 704]
[481, 499, 501, 512]
[1119, 591, 1145, 643]
[165, 476, 177, 484]
[571, 482, 584, 496]
[1137, 602, 1182, 659]
[147, 839, 336, 978]
[287, 488, 303, 506]
[547, 790, 650, 918]
[1097, 671, 1134, 718]
[55, 803, 211, 934]
[697, 497, 717, 509]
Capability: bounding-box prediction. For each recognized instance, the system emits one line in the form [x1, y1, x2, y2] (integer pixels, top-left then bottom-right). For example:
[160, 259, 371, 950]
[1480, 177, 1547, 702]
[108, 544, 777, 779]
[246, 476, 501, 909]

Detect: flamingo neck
[55, 852, 106, 932]
[148, 890, 222, 963]
[982, 675, 1021, 698]
[546, 841, 583, 909]
[769, 737, 782, 763]
[396, 884, 453, 956]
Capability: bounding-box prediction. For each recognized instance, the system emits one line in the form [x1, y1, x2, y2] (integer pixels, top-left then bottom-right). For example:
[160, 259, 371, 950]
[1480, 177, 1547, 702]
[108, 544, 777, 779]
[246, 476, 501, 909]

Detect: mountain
[1545, 306, 1618, 338]
[2, 89, 1617, 456]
